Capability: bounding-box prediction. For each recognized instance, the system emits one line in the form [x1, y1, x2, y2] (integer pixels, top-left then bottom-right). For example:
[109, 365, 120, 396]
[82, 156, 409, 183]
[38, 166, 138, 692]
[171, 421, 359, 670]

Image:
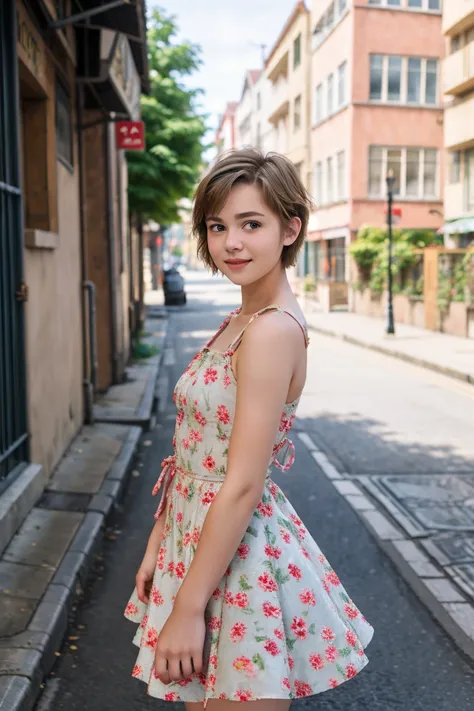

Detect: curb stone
[296, 431, 474, 663]
[1, 330, 169, 711]
[307, 323, 473, 386]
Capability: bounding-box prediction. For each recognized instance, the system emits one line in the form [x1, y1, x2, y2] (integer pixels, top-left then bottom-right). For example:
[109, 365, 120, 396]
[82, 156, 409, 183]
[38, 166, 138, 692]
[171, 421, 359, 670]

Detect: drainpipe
[105, 121, 119, 384]
[76, 82, 94, 423]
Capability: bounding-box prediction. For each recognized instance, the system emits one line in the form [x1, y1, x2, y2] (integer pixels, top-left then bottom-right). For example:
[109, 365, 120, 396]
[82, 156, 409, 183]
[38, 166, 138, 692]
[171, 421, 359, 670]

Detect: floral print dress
[124, 305, 374, 703]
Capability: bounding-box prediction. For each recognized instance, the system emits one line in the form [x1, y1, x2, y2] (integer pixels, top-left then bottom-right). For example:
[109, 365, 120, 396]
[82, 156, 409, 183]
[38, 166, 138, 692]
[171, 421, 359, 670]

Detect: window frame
[338, 60, 347, 107]
[294, 94, 302, 131]
[293, 33, 302, 69]
[327, 72, 334, 116]
[448, 151, 461, 184]
[315, 83, 323, 124]
[368, 145, 439, 200]
[368, 0, 440, 9]
[314, 161, 323, 206]
[55, 78, 73, 171]
[337, 150, 346, 201]
[327, 156, 334, 204]
[369, 54, 439, 106]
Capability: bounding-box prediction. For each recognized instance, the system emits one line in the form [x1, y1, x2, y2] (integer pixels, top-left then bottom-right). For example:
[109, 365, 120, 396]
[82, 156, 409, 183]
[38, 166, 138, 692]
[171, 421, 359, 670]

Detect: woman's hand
[136, 550, 157, 604]
[154, 602, 205, 683]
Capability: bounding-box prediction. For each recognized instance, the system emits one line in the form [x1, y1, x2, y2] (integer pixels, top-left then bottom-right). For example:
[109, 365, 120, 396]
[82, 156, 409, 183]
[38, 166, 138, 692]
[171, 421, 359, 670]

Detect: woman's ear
[282, 216, 302, 247]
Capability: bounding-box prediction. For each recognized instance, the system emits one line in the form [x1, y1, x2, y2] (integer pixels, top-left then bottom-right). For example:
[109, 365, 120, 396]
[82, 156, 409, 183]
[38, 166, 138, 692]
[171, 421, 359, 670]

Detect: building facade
[309, 0, 444, 308]
[235, 70, 262, 148]
[0, 0, 147, 484]
[443, 0, 474, 247]
[215, 102, 238, 153]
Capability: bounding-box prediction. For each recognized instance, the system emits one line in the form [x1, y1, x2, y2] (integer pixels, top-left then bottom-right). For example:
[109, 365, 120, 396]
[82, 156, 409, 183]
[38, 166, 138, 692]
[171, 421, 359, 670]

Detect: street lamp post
[386, 170, 396, 335]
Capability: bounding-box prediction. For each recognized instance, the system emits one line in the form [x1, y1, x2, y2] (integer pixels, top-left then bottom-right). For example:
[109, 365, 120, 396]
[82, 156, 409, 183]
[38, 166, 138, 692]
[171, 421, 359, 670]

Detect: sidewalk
[300, 301, 474, 386]
[0, 306, 168, 711]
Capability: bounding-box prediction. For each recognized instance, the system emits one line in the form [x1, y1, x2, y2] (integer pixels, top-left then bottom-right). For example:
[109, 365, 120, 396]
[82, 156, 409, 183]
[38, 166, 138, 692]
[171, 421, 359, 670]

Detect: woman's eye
[209, 224, 225, 232]
[244, 221, 261, 230]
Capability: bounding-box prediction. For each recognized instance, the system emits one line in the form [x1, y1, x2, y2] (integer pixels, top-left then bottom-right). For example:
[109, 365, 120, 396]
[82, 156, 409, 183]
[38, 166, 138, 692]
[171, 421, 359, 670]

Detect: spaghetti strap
[228, 304, 309, 353]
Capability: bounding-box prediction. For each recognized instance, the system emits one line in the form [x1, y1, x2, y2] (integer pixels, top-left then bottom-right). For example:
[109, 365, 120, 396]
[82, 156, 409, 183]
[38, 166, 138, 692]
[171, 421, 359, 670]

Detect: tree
[127, 8, 207, 225]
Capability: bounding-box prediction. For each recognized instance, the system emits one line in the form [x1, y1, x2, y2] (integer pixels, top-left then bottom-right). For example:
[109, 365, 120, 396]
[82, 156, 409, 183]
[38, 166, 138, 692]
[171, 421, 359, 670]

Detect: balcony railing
[444, 43, 474, 95]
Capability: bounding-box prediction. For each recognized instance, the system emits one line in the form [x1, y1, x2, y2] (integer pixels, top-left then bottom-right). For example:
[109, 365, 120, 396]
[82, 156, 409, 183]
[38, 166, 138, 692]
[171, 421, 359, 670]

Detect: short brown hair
[192, 148, 313, 274]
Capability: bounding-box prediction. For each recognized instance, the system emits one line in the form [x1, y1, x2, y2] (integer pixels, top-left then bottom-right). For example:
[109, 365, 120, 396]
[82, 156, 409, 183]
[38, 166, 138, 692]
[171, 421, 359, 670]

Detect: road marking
[311, 450, 342, 480]
[297, 432, 317, 451]
[164, 346, 176, 366]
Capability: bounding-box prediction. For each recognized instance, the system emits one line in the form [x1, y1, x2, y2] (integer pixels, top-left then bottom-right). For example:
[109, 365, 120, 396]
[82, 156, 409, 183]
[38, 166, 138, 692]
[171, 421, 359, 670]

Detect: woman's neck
[239, 266, 293, 317]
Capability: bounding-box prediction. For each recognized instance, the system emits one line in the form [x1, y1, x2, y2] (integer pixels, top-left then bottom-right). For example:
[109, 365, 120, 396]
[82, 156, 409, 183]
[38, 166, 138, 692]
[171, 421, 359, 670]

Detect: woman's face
[205, 183, 300, 286]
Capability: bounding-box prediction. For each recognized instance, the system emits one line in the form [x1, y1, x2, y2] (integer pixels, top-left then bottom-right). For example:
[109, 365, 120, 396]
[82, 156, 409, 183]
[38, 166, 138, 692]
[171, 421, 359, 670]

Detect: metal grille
[0, 1, 28, 482]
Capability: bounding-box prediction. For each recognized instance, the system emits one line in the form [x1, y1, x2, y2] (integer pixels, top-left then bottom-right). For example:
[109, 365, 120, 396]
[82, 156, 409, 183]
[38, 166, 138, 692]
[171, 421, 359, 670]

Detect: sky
[152, 0, 300, 139]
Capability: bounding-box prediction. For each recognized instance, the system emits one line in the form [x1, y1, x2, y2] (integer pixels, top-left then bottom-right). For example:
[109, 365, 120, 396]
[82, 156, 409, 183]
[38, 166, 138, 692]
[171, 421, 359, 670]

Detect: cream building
[264, 1, 311, 189]
[443, 0, 474, 246]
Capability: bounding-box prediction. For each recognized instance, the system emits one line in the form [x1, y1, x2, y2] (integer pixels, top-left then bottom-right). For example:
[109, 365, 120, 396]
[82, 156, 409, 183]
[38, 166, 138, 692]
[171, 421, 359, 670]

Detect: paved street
[35, 271, 474, 710]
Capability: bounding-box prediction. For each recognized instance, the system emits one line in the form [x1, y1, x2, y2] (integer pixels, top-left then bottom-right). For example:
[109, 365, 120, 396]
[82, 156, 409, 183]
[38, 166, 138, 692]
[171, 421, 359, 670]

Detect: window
[369, 55, 439, 105]
[428, 0, 440, 8]
[337, 151, 346, 200]
[408, 0, 422, 6]
[451, 35, 462, 54]
[293, 34, 301, 69]
[369, 0, 401, 5]
[56, 81, 73, 167]
[315, 83, 323, 123]
[327, 73, 334, 116]
[368, 0, 440, 6]
[339, 0, 347, 11]
[314, 161, 323, 206]
[467, 150, 474, 211]
[294, 95, 301, 131]
[338, 61, 347, 107]
[368, 146, 438, 199]
[327, 157, 334, 203]
[449, 151, 461, 184]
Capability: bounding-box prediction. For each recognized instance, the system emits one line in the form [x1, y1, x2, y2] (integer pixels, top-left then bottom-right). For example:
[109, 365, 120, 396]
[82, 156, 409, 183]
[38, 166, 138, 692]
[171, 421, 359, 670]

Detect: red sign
[116, 121, 145, 151]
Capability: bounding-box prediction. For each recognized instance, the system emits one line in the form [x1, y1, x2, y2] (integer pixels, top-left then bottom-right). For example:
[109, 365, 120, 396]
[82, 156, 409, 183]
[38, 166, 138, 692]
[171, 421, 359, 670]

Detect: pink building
[308, 0, 444, 308]
[215, 102, 238, 154]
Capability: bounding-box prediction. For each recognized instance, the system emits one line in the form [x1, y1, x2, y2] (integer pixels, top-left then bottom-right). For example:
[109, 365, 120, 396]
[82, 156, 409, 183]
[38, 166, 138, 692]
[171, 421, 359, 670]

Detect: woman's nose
[224, 227, 243, 251]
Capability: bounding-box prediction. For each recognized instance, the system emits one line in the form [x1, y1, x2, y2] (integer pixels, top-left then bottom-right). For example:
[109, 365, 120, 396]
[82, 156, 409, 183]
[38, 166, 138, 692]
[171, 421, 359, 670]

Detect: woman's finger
[180, 656, 193, 680]
[191, 650, 203, 676]
[154, 650, 169, 683]
[167, 656, 183, 682]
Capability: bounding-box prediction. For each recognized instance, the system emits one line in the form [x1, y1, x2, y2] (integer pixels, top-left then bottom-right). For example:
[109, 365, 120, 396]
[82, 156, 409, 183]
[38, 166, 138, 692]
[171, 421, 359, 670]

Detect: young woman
[124, 148, 374, 709]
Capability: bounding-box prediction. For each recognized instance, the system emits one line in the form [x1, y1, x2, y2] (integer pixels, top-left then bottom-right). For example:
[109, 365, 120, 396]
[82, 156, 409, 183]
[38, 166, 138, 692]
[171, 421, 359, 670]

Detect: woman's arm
[136, 511, 166, 604]
[154, 313, 302, 682]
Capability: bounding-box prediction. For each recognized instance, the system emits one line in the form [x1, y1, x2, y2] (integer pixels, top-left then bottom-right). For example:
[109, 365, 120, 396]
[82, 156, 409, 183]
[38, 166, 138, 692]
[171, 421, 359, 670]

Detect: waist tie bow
[152, 455, 177, 520]
[272, 437, 295, 471]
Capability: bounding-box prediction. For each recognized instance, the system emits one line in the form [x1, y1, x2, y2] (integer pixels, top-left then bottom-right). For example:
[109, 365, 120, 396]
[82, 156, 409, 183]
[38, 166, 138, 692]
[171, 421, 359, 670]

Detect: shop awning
[437, 217, 474, 235]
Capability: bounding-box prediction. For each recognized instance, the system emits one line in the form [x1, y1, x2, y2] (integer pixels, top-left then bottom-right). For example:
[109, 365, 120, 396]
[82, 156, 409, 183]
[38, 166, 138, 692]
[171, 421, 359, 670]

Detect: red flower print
[326, 570, 340, 587]
[144, 626, 158, 649]
[232, 657, 256, 678]
[258, 572, 278, 592]
[202, 490, 216, 505]
[318, 553, 326, 564]
[223, 374, 232, 389]
[309, 653, 325, 670]
[176, 512, 183, 523]
[325, 645, 338, 662]
[205, 674, 217, 691]
[257, 502, 274, 517]
[176, 678, 193, 687]
[210, 654, 218, 668]
[238, 543, 250, 559]
[167, 561, 175, 574]
[219, 694, 228, 700]
[295, 680, 312, 698]
[264, 544, 282, 559]
[175, 562, 185, 579]
[229, 622, 247, 642]
[203, 455, 216, 472]
[234, 592, 249, 608]
[321, 626, 335, 641]
[344, 603, 359, 619]
[291, 616, 308, 640]
[195, 411, 207, 426]
[139, 614, 148, 630]
[191, 527, 200, 544]
[288, 563, 302, 580]
[322, 579, 330, 594]
[212, 587, 221, 600]
[301, 546, 310, 559]
[274, 627, 285, 640]
[181, 486, 189, 498]
[183, 532, 192, 547]
[208, 616, 222, 631]
[234, 690, 254, 701]
[262, 601, 282, 618]
[297, 527, 306, 541]
[176, 410, 185, 427]
[224, 591, 234, 605]
[150, 586, 164, 606]
[346, 630, 358, 647]
[299, 588, 316, 606]
[189, 428, 203, 443]
[125, 602, 138, 616]
[172, 434, 177, 449]
[164, 692, 180, 701]
[225, 565, 232, 576]
[183, 439, 190, 450]
[217, 405, 231, 424]
[288, 656, 295, 670]
[280, 528, 291, 544]
[264, 639, 280, 656]
[282, 677, 291, 691]
[132, 664, 143, 678]
[204, 367, 218, 384]
[329, 678, 339, 688]
[346, 663, 358, 679]
[290, 513, 303, 527]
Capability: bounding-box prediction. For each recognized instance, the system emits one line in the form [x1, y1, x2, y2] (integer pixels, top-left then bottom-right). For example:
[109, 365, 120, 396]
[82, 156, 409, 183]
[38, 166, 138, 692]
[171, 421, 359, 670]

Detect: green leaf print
[252, 654, 265, 671]
[239, 574, 253, 591]
[255, 636, 267, 643]
[338, 647, 351, 657]
[302, 610, 309, 618]
[246, 526, 258, 537]
[242, 607, 255, 615]
[223, 448, 229, 456]
[187, 482, 195, 501]
[277, 517, 299, 539]
[285, 636, 296, 651]
[264, 525, 277, 546]
[274, 568, 290, 586]
[261, 492, 272, 504]
[308, 623, 316, 635]
[264, 560, 274, 573]
[276, 491, 286, 504]
[340, 592, 350, 603]
[217, 422, 228, 441]
[336, 663, 346, 677]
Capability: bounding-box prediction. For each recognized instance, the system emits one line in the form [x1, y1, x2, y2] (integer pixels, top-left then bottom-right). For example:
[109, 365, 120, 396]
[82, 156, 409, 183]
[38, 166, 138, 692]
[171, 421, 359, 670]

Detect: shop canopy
[437, 217, 474, 235]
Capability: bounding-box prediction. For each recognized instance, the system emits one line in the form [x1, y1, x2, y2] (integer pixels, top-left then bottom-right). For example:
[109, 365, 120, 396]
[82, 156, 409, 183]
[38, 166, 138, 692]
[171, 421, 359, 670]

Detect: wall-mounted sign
[116, 121, 145, 151]
[108, 33, 141, 120]
[17, 0, 47, 92]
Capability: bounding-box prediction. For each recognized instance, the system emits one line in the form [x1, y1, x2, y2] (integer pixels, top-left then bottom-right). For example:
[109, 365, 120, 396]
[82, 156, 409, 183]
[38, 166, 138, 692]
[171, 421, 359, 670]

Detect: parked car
[163, 267, 186, 306]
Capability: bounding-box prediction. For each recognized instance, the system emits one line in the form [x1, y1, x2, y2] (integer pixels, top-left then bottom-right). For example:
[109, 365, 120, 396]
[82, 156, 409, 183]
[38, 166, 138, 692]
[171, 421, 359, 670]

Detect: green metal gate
[0, 0, 29, 484]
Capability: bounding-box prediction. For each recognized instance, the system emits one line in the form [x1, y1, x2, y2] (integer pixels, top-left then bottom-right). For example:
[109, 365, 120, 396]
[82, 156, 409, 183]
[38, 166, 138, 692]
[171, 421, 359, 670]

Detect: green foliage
[303, 274, 317, 292]
[127, 9, 208, 224]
